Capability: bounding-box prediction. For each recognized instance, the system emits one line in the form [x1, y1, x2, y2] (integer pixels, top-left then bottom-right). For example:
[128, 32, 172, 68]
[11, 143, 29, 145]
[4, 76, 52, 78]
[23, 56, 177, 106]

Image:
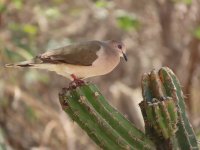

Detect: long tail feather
[5, 59, 37, 68]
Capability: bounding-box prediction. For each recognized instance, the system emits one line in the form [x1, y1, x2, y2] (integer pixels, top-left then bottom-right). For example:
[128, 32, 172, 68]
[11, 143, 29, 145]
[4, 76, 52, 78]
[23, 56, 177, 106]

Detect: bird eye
[117, 44, 122, 49]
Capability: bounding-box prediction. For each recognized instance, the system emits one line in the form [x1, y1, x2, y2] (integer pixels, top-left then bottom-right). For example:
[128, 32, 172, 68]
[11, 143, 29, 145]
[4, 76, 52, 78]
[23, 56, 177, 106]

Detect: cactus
[140, 67, 199, 150]
[59, 83, 156, 150]
[59, 67, 199, 150]
[139, 97, 178, 139]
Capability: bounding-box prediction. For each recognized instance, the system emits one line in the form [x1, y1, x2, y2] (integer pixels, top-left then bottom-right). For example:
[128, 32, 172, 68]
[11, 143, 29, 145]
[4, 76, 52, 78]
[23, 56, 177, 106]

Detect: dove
[6, 40, 127, 83]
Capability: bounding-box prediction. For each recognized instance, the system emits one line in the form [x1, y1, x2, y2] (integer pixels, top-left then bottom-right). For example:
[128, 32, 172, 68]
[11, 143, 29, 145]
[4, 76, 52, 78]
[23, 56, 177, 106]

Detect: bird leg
[69, 74, 85, 89]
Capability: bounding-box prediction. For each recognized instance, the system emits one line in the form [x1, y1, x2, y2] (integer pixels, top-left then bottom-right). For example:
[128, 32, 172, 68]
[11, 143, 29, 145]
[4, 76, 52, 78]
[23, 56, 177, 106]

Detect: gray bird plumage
[5, 40, 127, 80]
[39, 41, 101, 66]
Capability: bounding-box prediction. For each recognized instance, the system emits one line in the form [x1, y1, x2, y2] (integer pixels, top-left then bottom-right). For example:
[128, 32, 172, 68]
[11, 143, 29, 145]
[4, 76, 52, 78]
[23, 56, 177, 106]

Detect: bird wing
[39, 41, 101, 66]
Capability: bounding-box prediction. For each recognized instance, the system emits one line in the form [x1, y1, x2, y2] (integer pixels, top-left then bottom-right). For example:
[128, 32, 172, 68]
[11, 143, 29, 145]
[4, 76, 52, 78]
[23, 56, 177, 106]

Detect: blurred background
[0, 0, 200, 149]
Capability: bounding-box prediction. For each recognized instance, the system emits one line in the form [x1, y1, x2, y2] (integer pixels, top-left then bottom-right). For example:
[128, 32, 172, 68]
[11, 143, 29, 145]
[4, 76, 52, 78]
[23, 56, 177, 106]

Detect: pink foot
[69, 74, 85, 89]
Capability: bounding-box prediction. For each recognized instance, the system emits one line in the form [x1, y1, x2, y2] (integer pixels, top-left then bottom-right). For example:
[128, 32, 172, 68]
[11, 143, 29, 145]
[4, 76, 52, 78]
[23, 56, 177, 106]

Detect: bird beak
[122, 51, 128, 61]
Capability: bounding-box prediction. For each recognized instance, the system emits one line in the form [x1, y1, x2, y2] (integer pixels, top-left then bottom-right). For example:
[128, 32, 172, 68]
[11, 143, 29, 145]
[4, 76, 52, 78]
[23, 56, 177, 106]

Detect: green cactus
[59, 67, 199, 150]
[139, 97, 178, 140]
[140, 67, 199, 150]
[59, 83, 156, 150]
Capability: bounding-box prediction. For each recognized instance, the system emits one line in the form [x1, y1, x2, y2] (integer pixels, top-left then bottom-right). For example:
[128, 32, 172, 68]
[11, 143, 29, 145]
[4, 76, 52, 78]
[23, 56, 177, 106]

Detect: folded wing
[39, 41, 101, 66]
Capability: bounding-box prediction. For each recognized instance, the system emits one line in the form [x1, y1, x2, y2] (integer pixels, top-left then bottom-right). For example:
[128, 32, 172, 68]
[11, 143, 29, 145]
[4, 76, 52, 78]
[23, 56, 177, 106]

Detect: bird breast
[91, 47, 120, 75]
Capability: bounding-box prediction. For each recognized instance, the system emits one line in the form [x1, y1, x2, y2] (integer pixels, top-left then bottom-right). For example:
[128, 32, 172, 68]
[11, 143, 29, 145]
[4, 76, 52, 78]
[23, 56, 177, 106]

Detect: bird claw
[68, 79, 85, 89]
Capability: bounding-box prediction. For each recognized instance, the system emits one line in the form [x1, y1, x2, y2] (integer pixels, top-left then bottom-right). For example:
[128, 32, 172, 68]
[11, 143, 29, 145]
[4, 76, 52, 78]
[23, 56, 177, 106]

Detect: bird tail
[5, 57, 42, 68]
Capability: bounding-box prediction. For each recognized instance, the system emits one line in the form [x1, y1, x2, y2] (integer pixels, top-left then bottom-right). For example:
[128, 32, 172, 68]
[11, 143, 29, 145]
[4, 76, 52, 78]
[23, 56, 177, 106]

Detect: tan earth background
[0, 0, 200, 150]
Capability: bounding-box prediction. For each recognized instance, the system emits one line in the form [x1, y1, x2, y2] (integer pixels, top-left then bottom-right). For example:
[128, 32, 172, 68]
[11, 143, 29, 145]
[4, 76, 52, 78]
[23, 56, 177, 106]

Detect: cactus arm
[141, 67, 198, 149]
[141, 72, 175, 140]
[140, 67, 199, 150]
[59, 84, 156, 150]
[159, 68, 199, 150]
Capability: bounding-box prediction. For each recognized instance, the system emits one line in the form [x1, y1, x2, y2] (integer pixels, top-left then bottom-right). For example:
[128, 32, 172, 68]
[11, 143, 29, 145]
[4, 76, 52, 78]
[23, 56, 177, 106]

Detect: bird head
[109, 40, 127, 61]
